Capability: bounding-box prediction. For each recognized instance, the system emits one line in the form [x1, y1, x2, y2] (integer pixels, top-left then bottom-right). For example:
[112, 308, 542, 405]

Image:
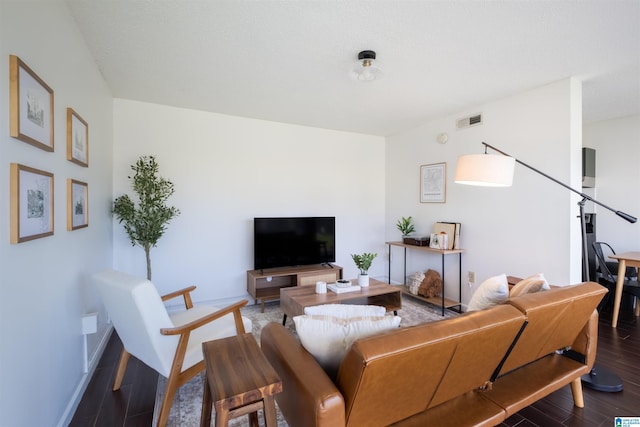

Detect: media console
[247, 264, 343, 312]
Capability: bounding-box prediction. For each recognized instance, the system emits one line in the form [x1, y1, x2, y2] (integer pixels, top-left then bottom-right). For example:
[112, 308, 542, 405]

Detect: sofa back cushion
[499, 281, 607, 375]
[336, 304, 526, 427]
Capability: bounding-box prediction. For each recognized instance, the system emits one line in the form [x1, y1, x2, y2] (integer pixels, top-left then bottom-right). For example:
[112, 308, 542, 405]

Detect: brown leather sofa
[260, 281, 607, 427]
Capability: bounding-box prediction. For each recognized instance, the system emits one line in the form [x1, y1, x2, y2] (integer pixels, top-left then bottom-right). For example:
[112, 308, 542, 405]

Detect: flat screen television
[253, 217, 335, 270]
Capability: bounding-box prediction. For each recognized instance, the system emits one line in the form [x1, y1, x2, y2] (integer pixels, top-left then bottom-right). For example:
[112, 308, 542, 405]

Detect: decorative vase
[358, 274, 370, 287]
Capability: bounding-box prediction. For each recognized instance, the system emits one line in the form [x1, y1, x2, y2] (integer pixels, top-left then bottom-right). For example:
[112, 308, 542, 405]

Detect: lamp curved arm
[482, 142, 637, 224]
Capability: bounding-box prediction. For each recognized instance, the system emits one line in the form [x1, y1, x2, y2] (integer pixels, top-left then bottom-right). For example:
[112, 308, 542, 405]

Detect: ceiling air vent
[456, 113, 483, 130]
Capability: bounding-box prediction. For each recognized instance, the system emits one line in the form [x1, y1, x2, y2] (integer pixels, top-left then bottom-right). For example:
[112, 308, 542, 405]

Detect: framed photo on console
[9, 55, 54, 152]
[10, 163, 54, 243]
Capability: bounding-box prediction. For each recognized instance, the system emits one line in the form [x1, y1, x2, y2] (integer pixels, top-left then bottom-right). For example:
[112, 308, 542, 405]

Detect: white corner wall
[113, 99, 386, 303]
[0, 2, 114, 426]
[584, 115, 640, 251]
[386, 78, 583, 306]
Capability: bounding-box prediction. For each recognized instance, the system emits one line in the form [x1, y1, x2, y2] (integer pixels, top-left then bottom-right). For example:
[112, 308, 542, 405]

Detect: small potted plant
[351, 252, 378, 287]
[396, 216, 416, 243]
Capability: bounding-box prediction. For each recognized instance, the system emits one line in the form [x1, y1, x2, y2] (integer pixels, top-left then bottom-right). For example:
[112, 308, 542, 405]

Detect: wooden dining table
[609, 251, 640, 328]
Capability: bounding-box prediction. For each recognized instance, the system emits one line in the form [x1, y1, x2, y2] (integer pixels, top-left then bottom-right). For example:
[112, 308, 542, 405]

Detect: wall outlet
[468, 271, 476, 285]
[82, 312, 98, 335]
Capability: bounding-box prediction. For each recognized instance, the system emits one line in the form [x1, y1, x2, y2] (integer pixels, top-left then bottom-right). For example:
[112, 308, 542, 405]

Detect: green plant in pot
[351, 252, 377, 287]
[396, 216, 416, 239]
[113, 155, 180, 280]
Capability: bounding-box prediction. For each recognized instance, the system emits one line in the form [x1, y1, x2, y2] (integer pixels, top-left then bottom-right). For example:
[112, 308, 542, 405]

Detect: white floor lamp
[454, 141, 637, 392]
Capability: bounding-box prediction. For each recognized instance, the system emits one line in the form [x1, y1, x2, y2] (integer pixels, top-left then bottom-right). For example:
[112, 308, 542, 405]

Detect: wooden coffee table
[279, 278, 402, 325]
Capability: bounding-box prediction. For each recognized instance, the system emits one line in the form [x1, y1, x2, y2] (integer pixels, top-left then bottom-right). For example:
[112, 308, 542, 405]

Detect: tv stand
[247, 264, 343, 312]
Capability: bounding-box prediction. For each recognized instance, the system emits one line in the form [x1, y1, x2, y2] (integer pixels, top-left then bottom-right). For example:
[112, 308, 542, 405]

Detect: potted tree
[113, 155, 180, 280]
[351, 252, 378, 287]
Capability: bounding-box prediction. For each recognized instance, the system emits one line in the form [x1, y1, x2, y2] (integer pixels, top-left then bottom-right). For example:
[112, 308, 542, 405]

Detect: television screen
[254, 217, 335, 270]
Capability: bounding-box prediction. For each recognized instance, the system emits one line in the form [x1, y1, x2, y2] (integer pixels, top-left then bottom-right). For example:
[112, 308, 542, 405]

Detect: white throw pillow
[293, 314, 401, 378]
[510, 273, 550, 297]
[303, 304, 386, 318]
[467, 274, 509, 312]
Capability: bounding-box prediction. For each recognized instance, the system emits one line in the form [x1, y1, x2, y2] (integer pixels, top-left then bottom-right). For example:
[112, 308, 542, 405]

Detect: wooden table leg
[612, 259, 627, 328]
[200, 376, 212, 427]
[262, 395, 278, 427]
[214, 402, 230, 427]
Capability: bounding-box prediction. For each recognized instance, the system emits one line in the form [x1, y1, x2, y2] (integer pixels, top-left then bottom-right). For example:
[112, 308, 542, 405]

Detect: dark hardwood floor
[70, 298, 640, 427]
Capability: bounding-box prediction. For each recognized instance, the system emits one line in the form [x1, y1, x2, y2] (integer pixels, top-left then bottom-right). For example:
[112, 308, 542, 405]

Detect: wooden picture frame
[67, 108, 89, 166]
[9, 55, 54, 151]
[420, 162, 446, 203]
[67, 179, 89, 230]
[10, 164, 54, 243]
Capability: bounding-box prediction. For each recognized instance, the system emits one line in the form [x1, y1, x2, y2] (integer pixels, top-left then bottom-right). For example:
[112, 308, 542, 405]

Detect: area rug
[153, 294, 458, 426]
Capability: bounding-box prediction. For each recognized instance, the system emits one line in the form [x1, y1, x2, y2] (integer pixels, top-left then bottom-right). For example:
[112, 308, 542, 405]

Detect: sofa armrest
[260, 322, 346, 427]
[569, 309, 599, 370]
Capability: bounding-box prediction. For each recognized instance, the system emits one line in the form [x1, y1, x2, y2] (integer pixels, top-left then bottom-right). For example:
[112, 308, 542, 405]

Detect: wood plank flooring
[70, 301, 640, 427]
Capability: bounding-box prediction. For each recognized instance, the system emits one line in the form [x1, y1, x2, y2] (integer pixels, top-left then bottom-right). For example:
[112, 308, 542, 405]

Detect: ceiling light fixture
[353, 50, 383, 82]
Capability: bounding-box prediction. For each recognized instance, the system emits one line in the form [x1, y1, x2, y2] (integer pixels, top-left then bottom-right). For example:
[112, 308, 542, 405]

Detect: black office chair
[592, 241, 640, 315]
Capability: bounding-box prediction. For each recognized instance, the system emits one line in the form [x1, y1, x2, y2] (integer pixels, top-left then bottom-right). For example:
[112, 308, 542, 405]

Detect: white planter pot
[358, 274, 370, 287]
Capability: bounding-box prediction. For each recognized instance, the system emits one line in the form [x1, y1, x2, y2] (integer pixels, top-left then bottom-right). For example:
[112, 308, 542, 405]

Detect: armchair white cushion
[92, 269, 252, 427]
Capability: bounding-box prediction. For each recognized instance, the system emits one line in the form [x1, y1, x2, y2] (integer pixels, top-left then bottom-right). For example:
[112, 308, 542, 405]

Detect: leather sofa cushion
[500, 282, 607, 374]
[336, 304, 526, 426]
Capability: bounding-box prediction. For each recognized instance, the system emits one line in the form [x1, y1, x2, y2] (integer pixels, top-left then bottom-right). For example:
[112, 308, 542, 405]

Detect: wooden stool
[200, 333, 282, 427]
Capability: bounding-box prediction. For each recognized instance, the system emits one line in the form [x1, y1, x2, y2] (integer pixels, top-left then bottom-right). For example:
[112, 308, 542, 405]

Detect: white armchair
[92, 270, 252, 427]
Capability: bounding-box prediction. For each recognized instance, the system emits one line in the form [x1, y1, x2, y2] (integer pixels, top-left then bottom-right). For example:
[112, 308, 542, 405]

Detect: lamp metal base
[581, 364, 623, 392]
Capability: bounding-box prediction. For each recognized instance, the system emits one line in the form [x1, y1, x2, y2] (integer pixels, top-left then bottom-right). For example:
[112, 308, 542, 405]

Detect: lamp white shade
[454, 154, 516, 187]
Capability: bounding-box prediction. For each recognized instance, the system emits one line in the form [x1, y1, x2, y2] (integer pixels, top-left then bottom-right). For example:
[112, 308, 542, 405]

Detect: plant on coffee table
[351, 252, 378, 287]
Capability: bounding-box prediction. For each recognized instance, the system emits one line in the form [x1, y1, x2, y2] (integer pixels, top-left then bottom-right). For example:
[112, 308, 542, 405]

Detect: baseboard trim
[57, 325, 113, 427]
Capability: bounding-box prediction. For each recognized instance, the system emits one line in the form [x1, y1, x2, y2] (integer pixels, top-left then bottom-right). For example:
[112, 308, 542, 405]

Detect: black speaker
[582, 147, 596, 188]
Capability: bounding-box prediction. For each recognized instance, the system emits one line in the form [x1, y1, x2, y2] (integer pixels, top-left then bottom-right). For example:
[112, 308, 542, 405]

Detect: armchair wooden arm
[160, 299, 249, 336]
[94, 269, 253, 427]
[153, 298, 250, 426]
[161, 285, 197, 309]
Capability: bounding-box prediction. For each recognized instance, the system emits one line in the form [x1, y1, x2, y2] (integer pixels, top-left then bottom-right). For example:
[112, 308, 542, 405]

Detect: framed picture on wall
[67, 108, 89, 167]
[67, 179, 88, 230]
[420, 162, 446, 203]
[9, 55, 54, 152]
[10, 163, 54, 243]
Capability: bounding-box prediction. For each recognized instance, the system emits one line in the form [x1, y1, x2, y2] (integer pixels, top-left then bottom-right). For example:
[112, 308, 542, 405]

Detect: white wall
[0, 2, 114, 426]
[112, 99, 386, 304]
[386, 79, 583, 306]
[584, 115, 640, 252]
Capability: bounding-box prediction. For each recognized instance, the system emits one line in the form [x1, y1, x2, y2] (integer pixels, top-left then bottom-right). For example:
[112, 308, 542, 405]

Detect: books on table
[327, 283, 361, 293]
[433, 222, 461, 250]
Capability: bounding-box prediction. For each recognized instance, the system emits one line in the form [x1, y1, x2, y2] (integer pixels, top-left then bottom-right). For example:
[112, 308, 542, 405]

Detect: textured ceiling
[66, 0, 640, 136]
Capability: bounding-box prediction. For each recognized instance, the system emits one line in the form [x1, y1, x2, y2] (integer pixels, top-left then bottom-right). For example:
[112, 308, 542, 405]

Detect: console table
[386, 241, 463, 315]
